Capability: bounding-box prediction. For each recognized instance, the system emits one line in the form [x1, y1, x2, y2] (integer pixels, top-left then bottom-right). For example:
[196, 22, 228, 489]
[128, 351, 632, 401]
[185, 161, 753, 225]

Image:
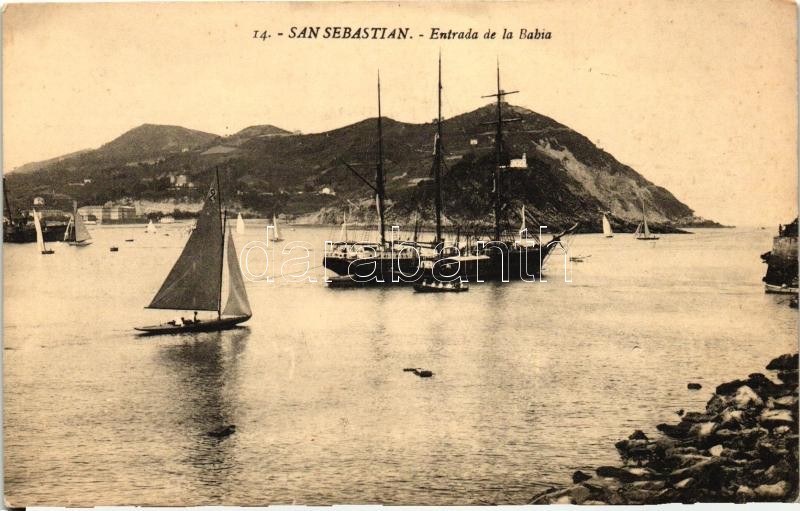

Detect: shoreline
[530, 353, 799, 504]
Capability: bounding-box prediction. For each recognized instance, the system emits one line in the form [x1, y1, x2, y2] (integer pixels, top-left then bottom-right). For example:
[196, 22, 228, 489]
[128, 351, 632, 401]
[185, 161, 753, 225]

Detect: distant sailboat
[236, 213, 245, 234]
[135, 170, 252, 335]
[33, 210, 53, 255]
[64, 201, 92, 246]
[270, 214, 283, 242]
[339, 212, 348, 241]
[145, 220, 157, 234]
[602, 214, 614, 238]
[634, 199, 659, 241]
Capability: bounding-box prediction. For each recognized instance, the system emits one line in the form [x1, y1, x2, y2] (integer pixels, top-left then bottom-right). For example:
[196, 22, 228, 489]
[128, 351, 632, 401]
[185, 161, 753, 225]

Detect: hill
[3, 105, 715, 233]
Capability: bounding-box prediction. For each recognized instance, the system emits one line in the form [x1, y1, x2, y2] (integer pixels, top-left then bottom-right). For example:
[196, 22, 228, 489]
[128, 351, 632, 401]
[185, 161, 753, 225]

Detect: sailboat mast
[434, 54, 444, 246]
[376, 71, 387, 246]
[216, 167, 224, 319]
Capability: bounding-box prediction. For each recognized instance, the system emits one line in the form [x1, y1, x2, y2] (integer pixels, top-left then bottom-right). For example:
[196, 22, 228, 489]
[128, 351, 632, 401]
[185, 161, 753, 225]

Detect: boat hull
[135, 315, 251, 335]
[431, 243, 558, 282]
[323, 254, 424, 283]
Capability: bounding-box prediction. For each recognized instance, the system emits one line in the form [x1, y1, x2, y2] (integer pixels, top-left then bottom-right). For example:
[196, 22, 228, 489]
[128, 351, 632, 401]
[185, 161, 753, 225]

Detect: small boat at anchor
[269, 214, 283, 242]
[413, 279, 469, 293]
[136, 169, 252, 335]
[145, 220, 158, 234]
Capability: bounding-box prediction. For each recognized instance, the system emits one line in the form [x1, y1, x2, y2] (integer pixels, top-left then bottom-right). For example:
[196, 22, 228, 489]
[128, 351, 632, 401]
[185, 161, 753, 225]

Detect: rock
[553, 495, 572, 504]
[674, 477, 695, 489]
[567, 484, 592, 504]
[708, 444, 724, 457]
[719, 407, 745, 428]
[582, 500, 608, 505]
[746, 373, 784, 396]
[572, 470, 592, 484]
[629, 429, 648, 440]
[682, 412, 715, 423]
[759, 409, 794, 428]
[595, 466, 653, 483]
[657, 421, 693, 439]
[668, 457, 722, 484]
[754, 480, 790, 499]
[766, 353, 798, 371]
[736, 485, 756, 502]
[687, 383, 702, 390]
[716, 379, 750, 396]
[706, 393, 733, 414]
[764, 460, 792, 484]
[733, 386, 764, 410]
[774, 425, 791, 435]
[769, 395, 798, 410]
[629, 480, 666, 491]
[777, 370, 798, 385]
[688, 421, 716, 438]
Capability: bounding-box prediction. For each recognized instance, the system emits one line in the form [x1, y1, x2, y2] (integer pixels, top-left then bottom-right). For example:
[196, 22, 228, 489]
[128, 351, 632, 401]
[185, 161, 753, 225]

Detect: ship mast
[215, 166, 224, 319]
[482, 61, 519, 241]
[433, 54, 444, 246]
[376, 71, 387, 246]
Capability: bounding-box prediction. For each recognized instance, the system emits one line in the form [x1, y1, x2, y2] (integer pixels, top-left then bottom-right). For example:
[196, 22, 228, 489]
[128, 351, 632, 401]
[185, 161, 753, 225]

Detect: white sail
[146, 220, 157, 234]
[643, 218, 651, 238]
[64, 217, 74, 242]
[236, 213, 245, 234]
[602, 214, 613, 237]
[222, 229, 252, 317]
[633, 223, 642, 237]
[73, 207, 91, 243]
[272, 214, 282, 240]
[33, 210, 46, 253]
[520, 205, 527, 235]
[339, 212, 348, 241]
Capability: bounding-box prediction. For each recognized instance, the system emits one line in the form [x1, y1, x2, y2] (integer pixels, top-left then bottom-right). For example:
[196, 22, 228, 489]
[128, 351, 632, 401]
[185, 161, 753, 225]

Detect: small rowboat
[413, 279, 469, 293]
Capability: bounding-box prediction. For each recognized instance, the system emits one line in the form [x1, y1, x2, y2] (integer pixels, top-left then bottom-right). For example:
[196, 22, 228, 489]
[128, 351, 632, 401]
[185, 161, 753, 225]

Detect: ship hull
[135, 315, 251, 336]
[431, 242, 559, 282]
[323, 254, 425, 283]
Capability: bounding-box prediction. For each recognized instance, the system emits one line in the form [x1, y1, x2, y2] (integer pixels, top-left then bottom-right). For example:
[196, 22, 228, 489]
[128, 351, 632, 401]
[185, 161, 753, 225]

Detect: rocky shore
[530, 354, 799, 504]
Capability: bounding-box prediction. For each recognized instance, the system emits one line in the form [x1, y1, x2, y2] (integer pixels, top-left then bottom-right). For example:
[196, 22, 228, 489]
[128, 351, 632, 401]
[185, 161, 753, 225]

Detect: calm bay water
[3, 224, 797, 506]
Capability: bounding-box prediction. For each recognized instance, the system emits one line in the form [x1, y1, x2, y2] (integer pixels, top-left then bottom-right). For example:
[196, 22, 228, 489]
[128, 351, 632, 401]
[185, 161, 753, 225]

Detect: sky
[3, 0, 797, 226]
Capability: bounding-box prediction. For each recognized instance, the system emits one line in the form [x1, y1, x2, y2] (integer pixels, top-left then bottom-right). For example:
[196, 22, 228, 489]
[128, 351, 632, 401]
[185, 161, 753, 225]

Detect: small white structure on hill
[509, 152, 528, 169]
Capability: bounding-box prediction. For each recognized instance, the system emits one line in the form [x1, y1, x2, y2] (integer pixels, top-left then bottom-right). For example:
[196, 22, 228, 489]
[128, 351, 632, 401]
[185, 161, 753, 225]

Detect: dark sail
[147, 182, 223, 311]
[222, 229, 252, 317]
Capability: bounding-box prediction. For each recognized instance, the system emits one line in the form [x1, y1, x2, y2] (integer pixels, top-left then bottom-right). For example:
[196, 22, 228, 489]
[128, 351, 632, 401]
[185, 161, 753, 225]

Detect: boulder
[668, 457, 722, 484]
[674, 477, 695, 489]
[769, 395, 798, 410]
[689, 421, 716, 438]
[766, 353, 798, 371]
[687, 383, 702, 390]
[733, 386, 764, 410]
[736, 485, 756, 502]
[595, 466, 654, 483]
[629, 429, 648, 440]
[777, 371, 798, 385]
[567, 484, 592, 504]
[682, 412, 715, 423]
[572, 470, 592, 484]
[708, 444, 724, 457]
[657, 422, 693, 439]
[759, 409, 794, 429]
[716, 379, 750, 396]
[754, 480, 790, 499]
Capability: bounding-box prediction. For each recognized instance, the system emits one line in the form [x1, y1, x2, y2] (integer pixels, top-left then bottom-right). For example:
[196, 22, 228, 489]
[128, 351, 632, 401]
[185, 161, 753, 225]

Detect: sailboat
[33, 210, 54, 255]
[64, 201, 92, 246]
[634, 198, 659, 240]
[135, 170, 252, 335]
[145, 220, 157, 234]
[236, 213, 245, 234]
[270, 214, 284, 242]
[602, 214, 614, 238]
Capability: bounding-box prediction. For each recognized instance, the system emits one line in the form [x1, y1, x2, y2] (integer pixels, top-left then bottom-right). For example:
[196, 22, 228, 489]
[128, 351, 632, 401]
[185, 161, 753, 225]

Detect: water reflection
[156, 328, 250, 500]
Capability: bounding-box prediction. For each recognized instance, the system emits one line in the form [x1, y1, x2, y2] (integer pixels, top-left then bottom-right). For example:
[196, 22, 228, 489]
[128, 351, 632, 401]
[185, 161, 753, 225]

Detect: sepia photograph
[2, 0, 798, 507]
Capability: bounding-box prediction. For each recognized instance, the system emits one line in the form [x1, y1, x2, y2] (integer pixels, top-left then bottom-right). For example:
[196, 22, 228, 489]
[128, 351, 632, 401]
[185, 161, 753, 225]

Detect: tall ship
[136, 169, 252, 335]
[323, 71, 428, 284]
[762, 218, 798, 294]
[425, 63, 573, 282]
